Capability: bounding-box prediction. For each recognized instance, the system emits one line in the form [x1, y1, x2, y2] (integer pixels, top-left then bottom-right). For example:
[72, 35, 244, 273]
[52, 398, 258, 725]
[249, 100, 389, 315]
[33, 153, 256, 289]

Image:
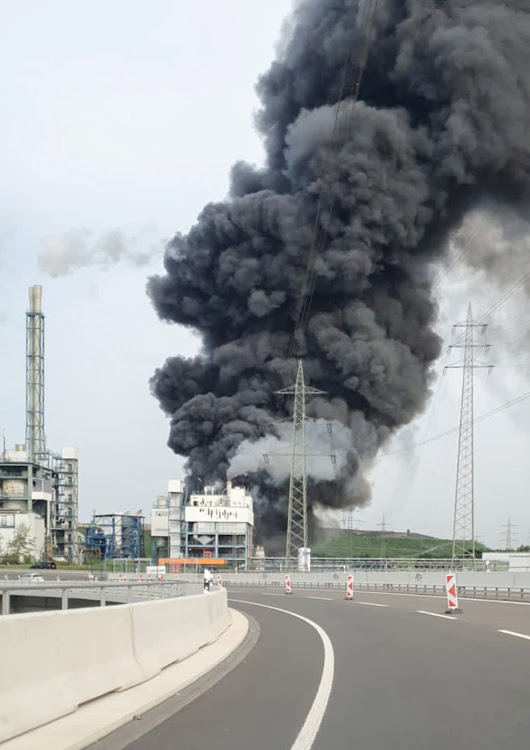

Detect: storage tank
[298, 547, 311, 573]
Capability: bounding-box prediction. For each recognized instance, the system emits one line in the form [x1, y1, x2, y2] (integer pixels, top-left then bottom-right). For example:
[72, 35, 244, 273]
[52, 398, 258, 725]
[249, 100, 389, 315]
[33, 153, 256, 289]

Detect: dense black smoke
[148, 0, 530, 544]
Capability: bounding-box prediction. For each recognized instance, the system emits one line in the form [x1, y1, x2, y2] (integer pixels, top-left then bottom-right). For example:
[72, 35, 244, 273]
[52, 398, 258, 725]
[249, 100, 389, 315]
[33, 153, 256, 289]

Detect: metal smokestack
[30, 285, 42, 313]
[26, 285, 45, 461]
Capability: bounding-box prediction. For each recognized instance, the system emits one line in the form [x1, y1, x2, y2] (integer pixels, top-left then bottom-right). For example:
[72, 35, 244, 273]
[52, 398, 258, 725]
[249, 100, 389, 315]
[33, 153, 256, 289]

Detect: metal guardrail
[225, 579, 530, 602]
[0, 580, 187, 616]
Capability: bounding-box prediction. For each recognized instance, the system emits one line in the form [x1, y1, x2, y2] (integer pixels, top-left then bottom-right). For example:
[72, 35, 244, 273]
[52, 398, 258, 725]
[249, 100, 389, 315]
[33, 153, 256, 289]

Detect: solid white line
[498, 629, 530, 641]
[417, 610, 458, 620]
[230, 599, 334, 750]
[356, 601, 388, 608]
[306, 596, 334, 601]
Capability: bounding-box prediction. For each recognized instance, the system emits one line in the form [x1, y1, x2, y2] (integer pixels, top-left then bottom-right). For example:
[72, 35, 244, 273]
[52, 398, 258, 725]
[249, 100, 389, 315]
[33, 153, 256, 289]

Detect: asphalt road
[90, 589, 530, 750]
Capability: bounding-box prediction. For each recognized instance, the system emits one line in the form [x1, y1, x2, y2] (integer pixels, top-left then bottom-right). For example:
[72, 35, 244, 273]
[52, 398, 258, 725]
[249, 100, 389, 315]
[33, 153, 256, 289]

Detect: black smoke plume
[148, 0, 530, 545]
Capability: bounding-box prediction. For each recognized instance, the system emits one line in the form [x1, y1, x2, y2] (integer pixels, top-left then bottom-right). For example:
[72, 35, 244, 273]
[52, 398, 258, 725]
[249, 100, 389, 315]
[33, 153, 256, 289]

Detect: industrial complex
[151, 480, 254, 569]
[0, 287, 79, 562]
[84, 513, 145, 561]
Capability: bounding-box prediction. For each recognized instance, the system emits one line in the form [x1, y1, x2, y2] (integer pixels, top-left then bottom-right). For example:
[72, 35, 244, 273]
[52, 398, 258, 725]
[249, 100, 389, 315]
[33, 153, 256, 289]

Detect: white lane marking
[498, 629, 530, 641]
[306, 596, 334, 601]
[356, 601, 388, 608]
[417, 610, 458, 620]
[350, 590, 530, 607]
[261, 592, 288, 596]
[232, 588, 530, 607]
[230, 598, 334, 750]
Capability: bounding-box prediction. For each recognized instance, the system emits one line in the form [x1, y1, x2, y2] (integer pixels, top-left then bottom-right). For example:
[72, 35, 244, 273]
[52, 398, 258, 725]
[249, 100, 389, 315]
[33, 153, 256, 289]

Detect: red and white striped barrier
[119, 574, 126, 583]
[285, 574, 292, 595]
[445, 572, 462, 613]
[217, 574, 222, 588]
[345, 574, 354, 601]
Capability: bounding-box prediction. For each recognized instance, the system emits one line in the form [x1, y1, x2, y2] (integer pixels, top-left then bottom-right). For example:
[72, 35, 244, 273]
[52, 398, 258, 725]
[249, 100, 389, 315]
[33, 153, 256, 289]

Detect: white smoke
[39, 227, 164, 277]
[228, 419, 355, 484]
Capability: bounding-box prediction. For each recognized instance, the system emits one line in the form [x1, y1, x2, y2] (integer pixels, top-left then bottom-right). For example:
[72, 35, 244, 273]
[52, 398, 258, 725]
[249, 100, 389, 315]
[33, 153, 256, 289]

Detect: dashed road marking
[306, 596, 334, 601]
[498, 629, 530, 642]
[261, 592, 286, 596]
[356, 601, 388, 608]
[417, 610, 458, 620]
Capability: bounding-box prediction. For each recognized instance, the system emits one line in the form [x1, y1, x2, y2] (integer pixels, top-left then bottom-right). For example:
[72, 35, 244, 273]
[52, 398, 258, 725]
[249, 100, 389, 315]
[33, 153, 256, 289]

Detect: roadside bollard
[345, 574, 354, 601]
[285, 574, 292, 595]
[445, 572, 463, 614]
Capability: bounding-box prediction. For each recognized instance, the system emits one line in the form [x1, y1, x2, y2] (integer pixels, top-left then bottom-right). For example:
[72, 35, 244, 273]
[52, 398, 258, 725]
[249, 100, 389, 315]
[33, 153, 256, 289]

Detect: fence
[248, 557, 510, 572]
[0, 579, 192, 616]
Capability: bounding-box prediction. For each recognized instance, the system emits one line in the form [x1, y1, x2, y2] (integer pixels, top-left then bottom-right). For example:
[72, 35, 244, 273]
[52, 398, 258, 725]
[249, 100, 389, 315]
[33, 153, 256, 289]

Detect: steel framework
[445, 304, 492, 567]
[26, 286, 45, 461]
[276, 360, 325, 565]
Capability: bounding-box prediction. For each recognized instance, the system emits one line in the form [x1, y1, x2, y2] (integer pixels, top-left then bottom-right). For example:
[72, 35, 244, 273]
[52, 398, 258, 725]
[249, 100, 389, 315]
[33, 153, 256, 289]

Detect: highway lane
[90, 589, 530, 750]
[91, 601, 325, 750]
[283, 593, 530, 750]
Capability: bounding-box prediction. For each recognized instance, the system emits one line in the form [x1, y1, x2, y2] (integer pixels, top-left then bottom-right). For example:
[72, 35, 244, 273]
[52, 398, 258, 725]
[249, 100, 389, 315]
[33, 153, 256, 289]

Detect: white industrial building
[482, 552, 530, 572]
[151, 480, 254, 569]
[0, 287, 79, 562]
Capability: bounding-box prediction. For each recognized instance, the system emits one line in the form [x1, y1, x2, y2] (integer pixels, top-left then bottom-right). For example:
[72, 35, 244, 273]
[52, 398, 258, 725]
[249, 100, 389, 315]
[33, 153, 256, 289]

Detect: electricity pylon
[276, 360, 325, 566]
[501, 518, 517, 551]
[445, 303, 493, 568]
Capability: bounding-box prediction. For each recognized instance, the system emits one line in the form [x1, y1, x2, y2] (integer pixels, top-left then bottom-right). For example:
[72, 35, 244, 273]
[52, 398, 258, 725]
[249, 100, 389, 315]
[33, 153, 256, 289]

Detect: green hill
[312, 534, 488, 559]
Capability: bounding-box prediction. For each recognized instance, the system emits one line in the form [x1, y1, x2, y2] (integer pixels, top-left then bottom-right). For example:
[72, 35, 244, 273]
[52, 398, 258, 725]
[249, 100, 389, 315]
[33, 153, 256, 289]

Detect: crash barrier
[0, 588, 229, 743]
[0, 580, 192, 616]
[216, 572, 530, 602]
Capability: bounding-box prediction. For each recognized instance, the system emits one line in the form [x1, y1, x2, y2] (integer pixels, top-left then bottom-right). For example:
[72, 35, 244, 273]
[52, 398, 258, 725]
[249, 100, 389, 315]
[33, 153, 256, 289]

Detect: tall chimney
[26, 285, 45, 461]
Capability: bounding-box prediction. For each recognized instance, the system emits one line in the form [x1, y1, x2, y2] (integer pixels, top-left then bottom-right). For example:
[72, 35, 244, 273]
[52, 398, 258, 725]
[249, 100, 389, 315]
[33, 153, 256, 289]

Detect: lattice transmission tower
[445, 303, 493, 568]
[276, 360, 326, 564]
[502, 518, 517, 551]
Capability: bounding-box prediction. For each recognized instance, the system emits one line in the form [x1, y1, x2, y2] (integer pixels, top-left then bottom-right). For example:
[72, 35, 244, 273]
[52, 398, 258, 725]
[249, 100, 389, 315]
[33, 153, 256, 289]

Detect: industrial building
[84, 513, 145, 560]
[0, 287, 79, 562]
[151, 480, 254, 569]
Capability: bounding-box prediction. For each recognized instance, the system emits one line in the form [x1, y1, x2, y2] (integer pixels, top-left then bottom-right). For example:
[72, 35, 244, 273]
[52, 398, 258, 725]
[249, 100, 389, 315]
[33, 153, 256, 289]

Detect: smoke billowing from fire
[148, 0, 530, 542]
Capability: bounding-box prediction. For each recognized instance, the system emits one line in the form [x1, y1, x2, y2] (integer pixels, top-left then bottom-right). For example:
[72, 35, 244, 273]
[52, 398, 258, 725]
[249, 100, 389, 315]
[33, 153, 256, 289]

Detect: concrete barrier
[131, 591, 230, 680]
[194, 570, 530, 589]
[0, 589, 228, 743]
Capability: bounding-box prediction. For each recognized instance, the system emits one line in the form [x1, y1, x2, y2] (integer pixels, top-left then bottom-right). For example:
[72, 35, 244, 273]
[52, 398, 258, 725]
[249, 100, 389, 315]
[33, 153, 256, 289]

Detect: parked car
[19, 573, 45, 582]
[30, 561, 57, 569]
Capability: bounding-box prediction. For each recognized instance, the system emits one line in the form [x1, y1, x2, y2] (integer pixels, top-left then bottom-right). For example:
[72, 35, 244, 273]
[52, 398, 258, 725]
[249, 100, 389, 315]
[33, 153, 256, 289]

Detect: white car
[19, 573, 45, 583]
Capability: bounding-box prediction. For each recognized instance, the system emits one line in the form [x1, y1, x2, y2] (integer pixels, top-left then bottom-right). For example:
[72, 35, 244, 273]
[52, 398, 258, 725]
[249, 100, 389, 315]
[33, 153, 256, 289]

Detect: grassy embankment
[312, 535, 488, 559]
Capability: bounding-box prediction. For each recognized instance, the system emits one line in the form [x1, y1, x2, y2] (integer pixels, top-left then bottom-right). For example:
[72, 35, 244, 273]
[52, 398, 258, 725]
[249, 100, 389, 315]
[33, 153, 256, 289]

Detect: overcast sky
[1, 1, 528, 548]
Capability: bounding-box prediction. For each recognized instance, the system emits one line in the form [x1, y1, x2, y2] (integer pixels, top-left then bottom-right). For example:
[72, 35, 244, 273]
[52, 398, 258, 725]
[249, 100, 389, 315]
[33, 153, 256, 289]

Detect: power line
[383, 389, 530, 456]
[289, 0, 379, 354]
[432, 209, 500, 290]
[450, 272, 530, 350]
